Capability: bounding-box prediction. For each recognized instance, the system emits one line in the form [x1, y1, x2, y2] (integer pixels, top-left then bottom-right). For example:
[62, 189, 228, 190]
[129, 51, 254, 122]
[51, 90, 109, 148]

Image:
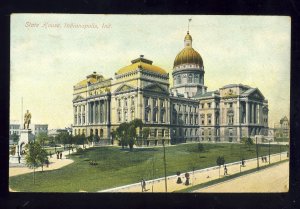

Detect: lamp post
[268, 139, 271, 165]
[279, 142, 281, 161]
[255, 136, 259, 169]
[162, 139, 167, 192]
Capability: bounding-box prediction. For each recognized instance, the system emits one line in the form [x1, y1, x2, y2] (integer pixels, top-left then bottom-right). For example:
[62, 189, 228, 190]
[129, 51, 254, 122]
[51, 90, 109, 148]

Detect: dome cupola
[173, 31, 203, 68]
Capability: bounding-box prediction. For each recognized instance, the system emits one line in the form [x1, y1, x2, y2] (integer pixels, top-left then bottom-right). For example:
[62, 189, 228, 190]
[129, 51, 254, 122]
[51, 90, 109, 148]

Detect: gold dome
[116, 56, 167, 75]
[174, 47, 203, 67]
[173, 32, 203, 68]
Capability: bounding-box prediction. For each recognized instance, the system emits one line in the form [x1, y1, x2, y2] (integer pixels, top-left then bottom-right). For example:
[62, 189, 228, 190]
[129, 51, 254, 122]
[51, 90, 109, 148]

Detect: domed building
[171, 31, 207, 98]
[72, 29, 269, 145]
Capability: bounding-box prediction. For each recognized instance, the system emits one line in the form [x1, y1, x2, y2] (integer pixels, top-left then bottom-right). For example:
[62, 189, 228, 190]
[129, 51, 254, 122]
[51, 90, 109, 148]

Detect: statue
[23, 110, 31, 129]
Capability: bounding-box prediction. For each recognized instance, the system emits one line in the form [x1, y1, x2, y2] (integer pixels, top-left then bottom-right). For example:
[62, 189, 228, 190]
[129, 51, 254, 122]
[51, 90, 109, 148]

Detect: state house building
[72, 31, 269, 145]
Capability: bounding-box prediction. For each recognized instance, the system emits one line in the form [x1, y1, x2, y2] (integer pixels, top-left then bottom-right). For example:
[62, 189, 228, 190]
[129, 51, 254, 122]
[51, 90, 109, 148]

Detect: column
[104, 100, 107, 124]
[158, 99, 161, 123]
[150, 97, 153, 123]
[253, 103, 256, 124]
[259, 104, 263, 125]
[80, 105, 83, 125]
[245, 101, 249, 124]
[86, 103, 89, 124]
[251, 103, 254, 124]
[236, 100, 240, 124]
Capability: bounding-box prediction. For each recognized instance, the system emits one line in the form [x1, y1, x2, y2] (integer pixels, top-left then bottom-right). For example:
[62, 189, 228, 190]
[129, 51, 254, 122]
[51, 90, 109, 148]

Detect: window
[154, 129, 158, 137]
[188, 74, 193, 83]
[185, 115, 188, 124]
[216, 103, 219, 108]
[118, 99, 121, 107]
[195, 115, 198, 124]
[201, 115, 205, 125]
[124, 98, 128, 107]
[201, 104, 204, 109]
[177, 75, 181, 84]
[179, 105, 181, 111]
[173, 104, 176, 111]
[153, 110, 157, 122]
[145, 98, 149, 106]
[183, 105, 186, 112]
[190, 115, 193, 124]
[202, 129, 204, 135]
[207, 115, 212, 125]
[190, 129, 193, 136]
[208, 128, 211, 135]
[131, 97, 135, 106]
[161, 111, 165, 123]
[145, 111, 149, 122]
[208, 103, 211, 108]
[229, 103, 233, 108]
[118, 112, 121, 122]
[124, 111, 128, 121]
[131, 110, 135, 119]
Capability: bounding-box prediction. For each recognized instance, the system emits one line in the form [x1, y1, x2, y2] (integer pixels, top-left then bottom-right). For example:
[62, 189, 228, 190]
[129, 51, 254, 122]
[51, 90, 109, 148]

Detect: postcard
[9, 14, 290, 193]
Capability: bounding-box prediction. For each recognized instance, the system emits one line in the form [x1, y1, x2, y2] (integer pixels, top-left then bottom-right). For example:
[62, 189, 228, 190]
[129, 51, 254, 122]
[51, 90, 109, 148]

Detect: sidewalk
[99, 152, 288, 192]
[9, 149, 75, 177]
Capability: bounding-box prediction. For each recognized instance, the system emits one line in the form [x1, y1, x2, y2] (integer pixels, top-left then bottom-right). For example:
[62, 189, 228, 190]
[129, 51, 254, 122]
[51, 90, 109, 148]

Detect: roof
[193, 91, 217, 99]
[116, 56, 167, 75]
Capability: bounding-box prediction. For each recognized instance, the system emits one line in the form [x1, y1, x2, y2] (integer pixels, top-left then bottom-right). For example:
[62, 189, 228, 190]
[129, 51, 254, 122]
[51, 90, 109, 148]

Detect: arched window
[118, 112, 121, 122]
[124, 111, 128, 121]
[177, 75, 181, 84]
[188, 74, 193, 83]
[100, 129, 104, 137]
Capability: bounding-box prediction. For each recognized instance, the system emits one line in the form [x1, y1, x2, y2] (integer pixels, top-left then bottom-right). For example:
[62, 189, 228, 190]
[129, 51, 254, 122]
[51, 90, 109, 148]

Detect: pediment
[143, 83, 168, 94]
[73, 95, 84, 101]
[114, 84, 136, 93]
[248, 89, 265, 100]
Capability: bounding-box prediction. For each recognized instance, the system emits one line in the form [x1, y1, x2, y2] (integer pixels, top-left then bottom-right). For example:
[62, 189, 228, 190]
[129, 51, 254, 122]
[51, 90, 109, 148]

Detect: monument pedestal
[17, 129, 34, 158]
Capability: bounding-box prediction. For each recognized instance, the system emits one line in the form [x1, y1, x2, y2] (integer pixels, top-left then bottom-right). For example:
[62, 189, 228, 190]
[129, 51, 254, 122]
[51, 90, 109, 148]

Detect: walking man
[224, 165, 228, 176]
[60, 152, 62, 159]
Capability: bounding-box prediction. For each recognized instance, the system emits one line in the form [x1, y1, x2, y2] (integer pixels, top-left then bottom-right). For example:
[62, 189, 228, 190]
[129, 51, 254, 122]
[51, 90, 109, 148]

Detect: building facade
[72, 31, 269, 145]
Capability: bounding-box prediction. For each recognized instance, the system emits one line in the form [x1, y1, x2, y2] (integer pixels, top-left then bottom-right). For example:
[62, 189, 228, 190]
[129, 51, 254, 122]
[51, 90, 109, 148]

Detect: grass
[9, 143, 288, 192]
[176, 159, 289, 192]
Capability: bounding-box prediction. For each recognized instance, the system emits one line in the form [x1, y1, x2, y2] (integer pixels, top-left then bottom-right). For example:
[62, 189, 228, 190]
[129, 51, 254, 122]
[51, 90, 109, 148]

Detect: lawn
[9, 142, 288, 192]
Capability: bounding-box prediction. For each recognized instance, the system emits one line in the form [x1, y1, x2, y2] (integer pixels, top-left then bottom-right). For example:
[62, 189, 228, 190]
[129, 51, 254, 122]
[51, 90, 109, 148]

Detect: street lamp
[255, 136, 259, 169]
[162, 139, 167, 193]
[268, 139, 271, 165]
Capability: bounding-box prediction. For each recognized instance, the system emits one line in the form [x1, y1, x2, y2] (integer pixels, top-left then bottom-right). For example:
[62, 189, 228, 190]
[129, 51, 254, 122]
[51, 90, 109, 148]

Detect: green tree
[116, 119, 144, 151]
[35, 132, 49, 148]
[142, 127, 151, 145]
[24, 141, 48, 184]
[216, 156, 225, 178]
[116, 122, 130, 149]
[242, 137, 254, 151]
[57, 132, 71, 150]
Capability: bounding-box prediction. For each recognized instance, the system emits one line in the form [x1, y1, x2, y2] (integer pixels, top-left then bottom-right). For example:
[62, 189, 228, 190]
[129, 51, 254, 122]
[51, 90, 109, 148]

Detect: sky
[10, 14, 290, 129]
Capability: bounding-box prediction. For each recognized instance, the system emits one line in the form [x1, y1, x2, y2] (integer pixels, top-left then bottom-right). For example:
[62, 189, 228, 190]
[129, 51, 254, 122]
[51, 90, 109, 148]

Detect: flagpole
[21, 97, 23, 130]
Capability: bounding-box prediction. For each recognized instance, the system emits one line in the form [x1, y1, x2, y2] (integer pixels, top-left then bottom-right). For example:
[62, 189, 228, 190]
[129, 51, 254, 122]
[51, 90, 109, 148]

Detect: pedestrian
[56, 152, 59, 159]
[224, 165, 228, 175]
[261, 156, 264, 163]
[265, 156, 268, 162]
[141, 179, 146, 192]
[46, 159, 49, 168]
[18, 156, 21, 164]
[60, 152, 62, 159]
[50, 151, 52, 158]
[185, 172, 190, 185]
